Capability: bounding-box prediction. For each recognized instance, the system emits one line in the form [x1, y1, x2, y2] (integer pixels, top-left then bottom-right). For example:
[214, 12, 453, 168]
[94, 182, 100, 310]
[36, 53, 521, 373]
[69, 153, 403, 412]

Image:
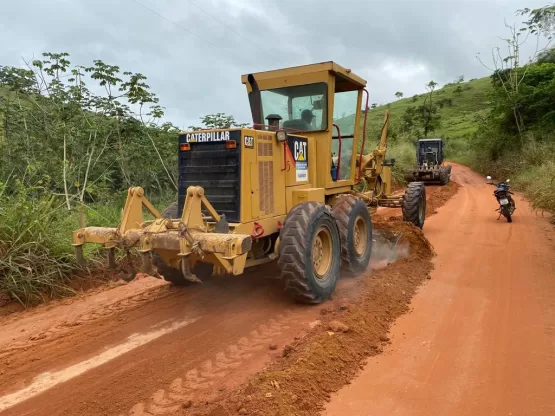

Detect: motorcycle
[486, 176, 516, 223]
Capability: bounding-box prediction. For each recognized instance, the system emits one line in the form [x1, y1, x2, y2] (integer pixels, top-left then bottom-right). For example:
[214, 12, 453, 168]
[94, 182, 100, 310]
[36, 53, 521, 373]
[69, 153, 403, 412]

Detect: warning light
[225, 140, 237, 149]
[179, 143, 190, 151]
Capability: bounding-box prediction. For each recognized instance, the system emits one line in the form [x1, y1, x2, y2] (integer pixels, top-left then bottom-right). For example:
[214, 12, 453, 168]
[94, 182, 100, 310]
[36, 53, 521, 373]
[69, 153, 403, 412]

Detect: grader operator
[72, 61, 426, 304]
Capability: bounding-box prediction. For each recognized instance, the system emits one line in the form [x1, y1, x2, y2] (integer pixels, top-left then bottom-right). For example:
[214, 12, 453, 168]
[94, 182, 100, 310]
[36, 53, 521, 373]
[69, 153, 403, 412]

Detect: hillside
[363, 76, 491, 151]
[335, 76, 492, 182]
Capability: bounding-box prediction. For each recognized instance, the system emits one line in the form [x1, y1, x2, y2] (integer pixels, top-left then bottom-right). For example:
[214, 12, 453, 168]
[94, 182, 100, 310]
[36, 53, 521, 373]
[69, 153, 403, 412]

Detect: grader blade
[372, 229, 409, 266]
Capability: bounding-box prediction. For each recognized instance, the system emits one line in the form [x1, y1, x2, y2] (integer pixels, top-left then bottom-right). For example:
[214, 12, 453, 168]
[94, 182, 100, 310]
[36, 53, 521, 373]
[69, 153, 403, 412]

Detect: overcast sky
[0, 0, 549, 129]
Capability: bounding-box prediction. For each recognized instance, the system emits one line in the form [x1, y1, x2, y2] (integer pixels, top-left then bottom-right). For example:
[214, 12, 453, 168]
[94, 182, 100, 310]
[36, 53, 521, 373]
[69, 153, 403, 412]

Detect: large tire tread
[278, 202, 341, 304]
[332, 195, 373, 276]
[402, 182, 426, 229]
[439, 166, 450, 186]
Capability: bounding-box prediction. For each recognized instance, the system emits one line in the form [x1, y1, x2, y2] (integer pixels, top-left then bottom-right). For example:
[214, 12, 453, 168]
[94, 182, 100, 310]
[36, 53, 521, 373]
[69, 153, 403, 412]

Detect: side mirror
[486, 176, 492, 180]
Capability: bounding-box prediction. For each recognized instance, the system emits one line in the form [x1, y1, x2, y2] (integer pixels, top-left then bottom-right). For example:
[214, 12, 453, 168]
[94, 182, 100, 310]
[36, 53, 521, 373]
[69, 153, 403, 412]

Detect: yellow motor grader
[72, 61, 426, 304]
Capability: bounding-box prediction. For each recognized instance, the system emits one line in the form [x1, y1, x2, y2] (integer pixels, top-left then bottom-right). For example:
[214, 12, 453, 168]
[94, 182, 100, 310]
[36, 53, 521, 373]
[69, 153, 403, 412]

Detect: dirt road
[0, 163, 552, 416]
[325, 163, 555, 416]
[0, 264, 328, 416]
[0, 216, 426, 415]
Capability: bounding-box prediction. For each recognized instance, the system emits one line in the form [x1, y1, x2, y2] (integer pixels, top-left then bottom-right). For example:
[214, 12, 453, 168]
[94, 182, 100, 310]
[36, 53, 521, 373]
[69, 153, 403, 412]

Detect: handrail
[332, 123, 342, 181]
[357, 88, 370, 184]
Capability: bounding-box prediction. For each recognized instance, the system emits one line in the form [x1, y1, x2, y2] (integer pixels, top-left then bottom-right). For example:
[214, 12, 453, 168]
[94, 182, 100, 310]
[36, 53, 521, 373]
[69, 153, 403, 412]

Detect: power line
[186, 0, 273, 58]
[129, 0, 247, 62]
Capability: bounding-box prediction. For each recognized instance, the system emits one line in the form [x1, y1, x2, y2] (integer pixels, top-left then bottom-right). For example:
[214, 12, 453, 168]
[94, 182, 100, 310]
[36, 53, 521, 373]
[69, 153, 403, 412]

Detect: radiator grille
[177, 141, 240, 222]
[258, 142, 273, 157]
[258, 161, 274, 215]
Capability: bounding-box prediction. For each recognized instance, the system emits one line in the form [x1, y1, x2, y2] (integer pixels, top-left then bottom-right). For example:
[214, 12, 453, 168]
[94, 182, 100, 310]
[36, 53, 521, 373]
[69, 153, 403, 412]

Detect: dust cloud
[370, 229, 410, 270]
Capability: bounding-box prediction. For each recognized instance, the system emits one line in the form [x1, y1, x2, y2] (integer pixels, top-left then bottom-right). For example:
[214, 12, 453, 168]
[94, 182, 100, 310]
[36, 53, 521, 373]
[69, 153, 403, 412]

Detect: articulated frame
[72, 186, 252, 277]
[352, 110, 404, 208]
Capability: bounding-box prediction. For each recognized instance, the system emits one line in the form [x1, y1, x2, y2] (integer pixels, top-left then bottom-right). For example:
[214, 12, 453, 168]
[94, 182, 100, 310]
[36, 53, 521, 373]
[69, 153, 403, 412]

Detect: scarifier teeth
[181, 258, 203, 284]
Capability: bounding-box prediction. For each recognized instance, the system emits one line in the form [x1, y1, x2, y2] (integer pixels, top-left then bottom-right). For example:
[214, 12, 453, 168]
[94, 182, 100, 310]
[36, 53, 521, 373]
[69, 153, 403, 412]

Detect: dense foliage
[0, 53, 184, 305]
[0, 53, 180, 206]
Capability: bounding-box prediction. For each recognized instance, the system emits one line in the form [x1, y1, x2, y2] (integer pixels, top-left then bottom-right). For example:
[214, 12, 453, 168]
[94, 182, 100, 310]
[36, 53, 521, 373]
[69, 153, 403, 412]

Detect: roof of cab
[240, 61, 367, 88]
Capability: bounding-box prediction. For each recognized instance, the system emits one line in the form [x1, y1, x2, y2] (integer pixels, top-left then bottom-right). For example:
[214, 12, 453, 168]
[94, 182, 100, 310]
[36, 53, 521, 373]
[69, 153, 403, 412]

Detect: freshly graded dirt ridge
[190, 221, 435, 416]
[425, 180, 460, 216]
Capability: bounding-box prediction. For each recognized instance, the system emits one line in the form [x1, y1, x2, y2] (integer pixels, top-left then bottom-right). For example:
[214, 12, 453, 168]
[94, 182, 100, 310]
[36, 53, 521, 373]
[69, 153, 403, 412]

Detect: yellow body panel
[73, 61, 404, 281]
[291, 188, 325, 206]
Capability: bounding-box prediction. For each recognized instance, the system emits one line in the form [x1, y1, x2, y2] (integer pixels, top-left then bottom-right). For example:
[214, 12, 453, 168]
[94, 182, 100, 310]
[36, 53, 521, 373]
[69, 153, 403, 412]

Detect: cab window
[259, 83, 327, 132]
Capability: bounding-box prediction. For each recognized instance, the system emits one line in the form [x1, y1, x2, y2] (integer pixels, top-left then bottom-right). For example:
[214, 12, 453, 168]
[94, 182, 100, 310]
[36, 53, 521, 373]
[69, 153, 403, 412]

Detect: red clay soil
[425, 180, 460, 216]
[324, 163, 555, 416]
[0, 174, 457, 416]
[185, 221, 435, 416]
[374, 180, 461, 224]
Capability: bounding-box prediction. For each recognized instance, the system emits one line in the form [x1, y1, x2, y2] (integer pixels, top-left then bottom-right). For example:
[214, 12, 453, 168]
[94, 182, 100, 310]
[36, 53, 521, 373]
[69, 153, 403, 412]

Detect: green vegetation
[360, 76, 491, 182]
[363, 3, 555, 218]
[0, 53, 182, 305]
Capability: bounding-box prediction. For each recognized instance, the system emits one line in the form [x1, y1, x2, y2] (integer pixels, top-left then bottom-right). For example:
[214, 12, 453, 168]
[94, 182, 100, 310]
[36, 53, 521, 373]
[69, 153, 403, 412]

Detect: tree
[0, 52, 180, 210]
[537, 46, 555, 63]
[414, 80, 441, 136]
[455, 75, 465, 84]
[395, 91, 404, 100]
[519, 3, 555, 40]
[412, 95, 418, 102]
[188, 113, 248, 130]
[476, 6, 554, 136]
[371, 103, 378, 109]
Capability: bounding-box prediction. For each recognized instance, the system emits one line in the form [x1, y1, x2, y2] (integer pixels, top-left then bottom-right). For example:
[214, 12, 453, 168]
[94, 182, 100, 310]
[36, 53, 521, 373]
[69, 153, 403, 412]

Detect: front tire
[331, 195, 373, 276]
[439, 166, 450, 186]
[278, 202, 341, 304]
[402, 182, 426, 229]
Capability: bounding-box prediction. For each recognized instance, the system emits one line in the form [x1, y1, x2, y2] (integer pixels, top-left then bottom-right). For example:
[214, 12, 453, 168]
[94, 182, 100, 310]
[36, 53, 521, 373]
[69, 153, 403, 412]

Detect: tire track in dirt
[324, 164, 555, 416]
[0, 180, 462, 416]
[0, 268, 326, 416]
[123, 310, 299, 416]
[0, 276, 171, 355]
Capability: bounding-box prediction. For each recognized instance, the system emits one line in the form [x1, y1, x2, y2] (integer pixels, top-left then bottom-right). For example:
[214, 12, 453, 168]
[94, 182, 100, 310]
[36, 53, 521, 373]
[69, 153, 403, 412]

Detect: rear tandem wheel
[331, 195, 373, 276]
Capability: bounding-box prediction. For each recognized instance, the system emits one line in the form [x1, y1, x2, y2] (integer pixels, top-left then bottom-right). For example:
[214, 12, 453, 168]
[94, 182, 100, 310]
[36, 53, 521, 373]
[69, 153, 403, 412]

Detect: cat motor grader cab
[406, 137, 452, 185]
[72, 61, 426, 304]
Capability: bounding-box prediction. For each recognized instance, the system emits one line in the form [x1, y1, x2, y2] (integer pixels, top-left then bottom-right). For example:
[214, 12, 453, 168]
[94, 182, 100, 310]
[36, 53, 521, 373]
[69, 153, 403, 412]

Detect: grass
[465, 141, 555, 218]
[2, 72, 553, 307]
[362, 77, 492, 147]
[349, 77, 492, 181]
[0, 181, 176, 307]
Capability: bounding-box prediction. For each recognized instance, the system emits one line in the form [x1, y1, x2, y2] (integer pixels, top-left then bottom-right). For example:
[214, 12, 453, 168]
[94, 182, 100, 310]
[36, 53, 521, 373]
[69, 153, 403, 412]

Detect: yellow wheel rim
[353, 215, 368, 258]
[312, 226, 333, 279]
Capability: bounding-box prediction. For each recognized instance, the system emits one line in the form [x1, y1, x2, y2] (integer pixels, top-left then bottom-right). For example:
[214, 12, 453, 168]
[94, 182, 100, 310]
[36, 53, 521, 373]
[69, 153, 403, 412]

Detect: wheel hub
[353, 215, 368, 258]
[312, 226, 332, 279]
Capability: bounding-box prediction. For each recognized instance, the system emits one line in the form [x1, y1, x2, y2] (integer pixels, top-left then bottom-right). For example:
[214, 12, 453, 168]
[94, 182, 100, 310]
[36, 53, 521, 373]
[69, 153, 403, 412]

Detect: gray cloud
[0, 0, 549, 128]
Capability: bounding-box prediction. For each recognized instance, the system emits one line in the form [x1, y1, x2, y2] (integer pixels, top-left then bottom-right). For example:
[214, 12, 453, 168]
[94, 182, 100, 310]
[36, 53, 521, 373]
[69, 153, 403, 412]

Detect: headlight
[276, 130, 287, 143]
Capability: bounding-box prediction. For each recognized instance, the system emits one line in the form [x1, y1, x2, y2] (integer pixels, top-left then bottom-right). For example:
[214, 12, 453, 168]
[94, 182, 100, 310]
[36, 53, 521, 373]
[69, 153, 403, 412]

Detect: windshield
[419, 142, 439, 154]
[259, 83, 327, 132]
